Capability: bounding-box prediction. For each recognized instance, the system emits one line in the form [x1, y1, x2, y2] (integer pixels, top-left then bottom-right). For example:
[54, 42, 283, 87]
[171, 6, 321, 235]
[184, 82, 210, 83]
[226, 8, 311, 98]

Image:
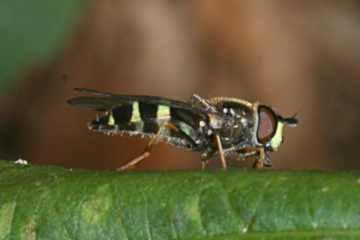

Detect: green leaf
[1, 160, 360, 240]
[0, 0, 89, 92]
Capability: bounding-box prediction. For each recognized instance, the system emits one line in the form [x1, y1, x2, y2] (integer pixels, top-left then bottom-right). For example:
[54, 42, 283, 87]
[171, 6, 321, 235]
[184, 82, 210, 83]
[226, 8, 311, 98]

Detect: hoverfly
[67, 88, 298, 170]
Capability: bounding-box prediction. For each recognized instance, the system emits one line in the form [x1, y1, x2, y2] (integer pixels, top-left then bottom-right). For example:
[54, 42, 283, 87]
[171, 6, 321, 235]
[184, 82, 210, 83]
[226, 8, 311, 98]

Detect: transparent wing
[67, 88, 196, 112]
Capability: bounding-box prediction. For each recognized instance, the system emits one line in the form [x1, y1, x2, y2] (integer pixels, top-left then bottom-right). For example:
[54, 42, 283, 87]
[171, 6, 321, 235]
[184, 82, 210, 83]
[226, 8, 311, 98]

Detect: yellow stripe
[157, 105, 170, 119]
[130, 102, 141, 122]
[270, 122, 284, 151]
[108, 113, 115, 126]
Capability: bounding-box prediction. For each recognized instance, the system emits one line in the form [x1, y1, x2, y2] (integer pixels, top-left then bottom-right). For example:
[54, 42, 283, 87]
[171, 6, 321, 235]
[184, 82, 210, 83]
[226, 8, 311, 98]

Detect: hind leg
[117, 136, 158, 171]
[117, 122, 178, 171]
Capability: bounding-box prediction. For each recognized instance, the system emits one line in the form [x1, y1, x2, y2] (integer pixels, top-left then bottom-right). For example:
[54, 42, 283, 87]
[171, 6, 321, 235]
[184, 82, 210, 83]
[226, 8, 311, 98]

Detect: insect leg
[236, 150, 257, 161]
[116, 135, 159, 171]
[253, 148, 265, 169]
[200, 148, 215, 170]
[201, 160, 208, 170]
[117, 122, 178, 171]
[215, 134, 227, 170]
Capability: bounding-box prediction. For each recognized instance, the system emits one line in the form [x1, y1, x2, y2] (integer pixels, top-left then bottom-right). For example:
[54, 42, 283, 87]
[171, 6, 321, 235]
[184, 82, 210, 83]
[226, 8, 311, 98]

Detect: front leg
[200, 147, 215, 170]
[253, 148, 272, 169]
[254, 148, 265, 169]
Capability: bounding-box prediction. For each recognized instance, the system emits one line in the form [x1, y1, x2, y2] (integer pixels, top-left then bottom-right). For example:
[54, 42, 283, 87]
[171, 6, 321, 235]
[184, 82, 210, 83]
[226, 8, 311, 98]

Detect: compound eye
[257, 106, 278, 143]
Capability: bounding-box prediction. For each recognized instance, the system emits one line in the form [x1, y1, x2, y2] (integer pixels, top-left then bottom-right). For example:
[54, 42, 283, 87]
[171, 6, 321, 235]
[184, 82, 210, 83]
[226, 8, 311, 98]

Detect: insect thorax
[212, 100, 256, 150]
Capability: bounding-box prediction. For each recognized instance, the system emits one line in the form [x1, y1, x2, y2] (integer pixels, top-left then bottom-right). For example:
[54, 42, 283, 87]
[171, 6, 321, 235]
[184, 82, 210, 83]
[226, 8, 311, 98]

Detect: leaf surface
[0, 160, 359, 240]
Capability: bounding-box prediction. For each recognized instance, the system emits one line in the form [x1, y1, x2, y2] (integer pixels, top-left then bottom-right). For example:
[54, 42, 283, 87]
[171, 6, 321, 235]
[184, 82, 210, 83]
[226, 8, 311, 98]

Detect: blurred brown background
[1, 1, 360, 170]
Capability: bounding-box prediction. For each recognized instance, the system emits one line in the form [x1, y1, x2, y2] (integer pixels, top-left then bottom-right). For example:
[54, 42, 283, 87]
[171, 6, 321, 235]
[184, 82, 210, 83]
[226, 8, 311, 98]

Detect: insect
[67, 88, 298, 170]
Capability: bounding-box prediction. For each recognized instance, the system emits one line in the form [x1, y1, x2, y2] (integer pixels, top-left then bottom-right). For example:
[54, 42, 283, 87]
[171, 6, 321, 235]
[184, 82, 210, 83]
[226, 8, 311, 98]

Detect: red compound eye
[257, 106, 277, 143]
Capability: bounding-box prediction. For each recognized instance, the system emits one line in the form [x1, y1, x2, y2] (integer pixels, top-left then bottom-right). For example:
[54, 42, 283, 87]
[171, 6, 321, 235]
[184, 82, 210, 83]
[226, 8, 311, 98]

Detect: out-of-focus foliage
[2, 1, 360, 171]
[2, 160, 360, 239]
[0, 0, 89, 92]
